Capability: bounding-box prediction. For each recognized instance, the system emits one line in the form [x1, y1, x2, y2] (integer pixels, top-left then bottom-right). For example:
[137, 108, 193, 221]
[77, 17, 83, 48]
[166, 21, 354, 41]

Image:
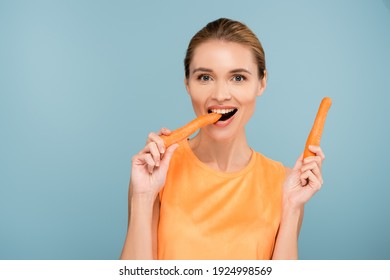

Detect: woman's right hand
[130, 128, 178, 196]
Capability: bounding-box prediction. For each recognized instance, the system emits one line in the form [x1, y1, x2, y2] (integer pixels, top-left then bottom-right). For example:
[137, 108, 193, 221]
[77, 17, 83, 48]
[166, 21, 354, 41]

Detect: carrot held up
[161, 113, 222, 147]
[303, 97, 332, 158]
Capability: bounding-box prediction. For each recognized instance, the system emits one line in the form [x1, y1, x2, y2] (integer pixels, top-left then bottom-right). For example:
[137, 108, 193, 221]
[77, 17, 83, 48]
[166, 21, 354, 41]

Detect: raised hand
[130, 128, 178, 196]
[283, 145, 325, 208]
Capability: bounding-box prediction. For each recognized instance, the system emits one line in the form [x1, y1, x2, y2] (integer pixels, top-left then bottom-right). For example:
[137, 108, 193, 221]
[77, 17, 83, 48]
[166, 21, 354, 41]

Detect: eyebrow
[230, 68, 253, 75]
[192, 67, 253, 75]
[192, 67, 212, 75]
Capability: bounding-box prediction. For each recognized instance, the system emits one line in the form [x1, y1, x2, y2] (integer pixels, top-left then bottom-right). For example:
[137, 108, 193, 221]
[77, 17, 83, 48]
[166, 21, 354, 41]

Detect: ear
[184, 77, 190, 94]
[257, 70, 267, 97]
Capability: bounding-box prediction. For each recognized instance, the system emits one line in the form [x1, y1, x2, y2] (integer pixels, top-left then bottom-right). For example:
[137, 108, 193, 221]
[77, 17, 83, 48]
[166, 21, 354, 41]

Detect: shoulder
[254, 151, 285, 169]
[253, 151, 287, 179]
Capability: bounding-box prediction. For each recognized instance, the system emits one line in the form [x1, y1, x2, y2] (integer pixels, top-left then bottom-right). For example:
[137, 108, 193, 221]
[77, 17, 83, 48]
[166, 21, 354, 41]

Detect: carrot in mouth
[161, 113, 222, 147]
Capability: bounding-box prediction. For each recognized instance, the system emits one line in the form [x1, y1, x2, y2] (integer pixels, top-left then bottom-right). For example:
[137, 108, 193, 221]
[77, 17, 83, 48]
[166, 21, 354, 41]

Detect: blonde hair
[184, 18, 266, 79]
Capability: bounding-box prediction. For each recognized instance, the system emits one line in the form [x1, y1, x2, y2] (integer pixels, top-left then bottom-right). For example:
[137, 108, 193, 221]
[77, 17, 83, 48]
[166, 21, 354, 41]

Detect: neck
[189, 129, 252, 173]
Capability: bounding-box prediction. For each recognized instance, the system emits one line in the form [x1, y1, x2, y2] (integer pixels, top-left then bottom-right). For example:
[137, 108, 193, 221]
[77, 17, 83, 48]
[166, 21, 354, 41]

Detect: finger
[148, 142, 161, 167]
[292, 153, 304, 171]
[301, 161, 323, 184]
[131, 153, 143, 166]
[146, 132, 158, 144]
[144, 154, 156, 174]
[308, 145, 325, 161]
[159, 127, 172, 136]
[146, 132, 166, 154]
[135, 153, 156, 174]
[138, 142, 161, 166]
[300, 169, 322, 191]
[159, 144, 179, 171]
[304, 155, 323, 170]
[139, 140, 153, 154]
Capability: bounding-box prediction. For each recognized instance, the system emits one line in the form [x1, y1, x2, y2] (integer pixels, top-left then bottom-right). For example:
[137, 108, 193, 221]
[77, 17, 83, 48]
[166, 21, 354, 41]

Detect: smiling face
[185, 39, 267, 142]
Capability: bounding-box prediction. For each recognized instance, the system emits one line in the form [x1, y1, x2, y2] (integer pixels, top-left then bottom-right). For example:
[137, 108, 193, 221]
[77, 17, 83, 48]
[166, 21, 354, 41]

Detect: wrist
[279, 201, 304, 242]
[281, 198, 304, 218]
[131, 192, 158, 216]
[130, 181, 160, 201]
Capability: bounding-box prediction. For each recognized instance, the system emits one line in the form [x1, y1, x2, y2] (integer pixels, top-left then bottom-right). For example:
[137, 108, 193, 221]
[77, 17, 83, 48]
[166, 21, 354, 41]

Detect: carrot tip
[303, 97, 332, 159]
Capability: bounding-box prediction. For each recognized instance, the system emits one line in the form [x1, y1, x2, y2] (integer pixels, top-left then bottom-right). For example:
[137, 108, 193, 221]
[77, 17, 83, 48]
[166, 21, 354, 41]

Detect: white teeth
[211, 108, 235, 114]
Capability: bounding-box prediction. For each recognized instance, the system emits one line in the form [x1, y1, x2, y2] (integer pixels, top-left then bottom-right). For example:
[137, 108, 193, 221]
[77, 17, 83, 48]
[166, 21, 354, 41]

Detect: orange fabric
[158, 140, 286, 259]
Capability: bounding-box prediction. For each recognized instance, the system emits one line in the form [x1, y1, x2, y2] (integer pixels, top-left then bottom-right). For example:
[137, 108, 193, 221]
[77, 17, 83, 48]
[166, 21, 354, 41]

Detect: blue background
[1, 0, 389, 259]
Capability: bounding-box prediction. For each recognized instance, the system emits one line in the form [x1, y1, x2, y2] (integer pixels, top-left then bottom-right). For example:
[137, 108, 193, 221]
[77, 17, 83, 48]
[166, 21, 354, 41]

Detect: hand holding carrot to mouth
[130, 113, 221, 195]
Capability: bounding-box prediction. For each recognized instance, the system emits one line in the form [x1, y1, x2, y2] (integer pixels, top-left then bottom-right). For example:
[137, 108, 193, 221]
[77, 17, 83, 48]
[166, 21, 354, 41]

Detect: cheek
[234, 79, 261, 102]
[241, 96, 257, 120]
[236, 85, 259, 107]
[188, 91, 207, 115]
[236, 87, 259, 120]
[239, 93, 257, 104]
[187, 82, 211, 113]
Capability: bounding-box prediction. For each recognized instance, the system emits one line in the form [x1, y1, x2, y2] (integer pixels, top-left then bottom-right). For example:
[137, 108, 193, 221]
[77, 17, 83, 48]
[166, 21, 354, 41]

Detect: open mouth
[208, 108, 238, 122]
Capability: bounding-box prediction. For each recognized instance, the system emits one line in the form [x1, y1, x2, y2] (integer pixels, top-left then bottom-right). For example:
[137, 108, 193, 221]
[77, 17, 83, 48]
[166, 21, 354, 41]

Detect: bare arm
[119, 128, 178, 260]
[272, 203, 303, 259]
[272, 146, 325, 259]
[120, 186, 160, 259]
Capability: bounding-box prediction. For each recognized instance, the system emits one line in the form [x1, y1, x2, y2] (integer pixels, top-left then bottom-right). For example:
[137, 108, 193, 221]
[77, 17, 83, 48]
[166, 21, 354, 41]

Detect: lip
[213, 113, 236, 127]
[206, 105, 238, 127]
[207, 105, 237, 110]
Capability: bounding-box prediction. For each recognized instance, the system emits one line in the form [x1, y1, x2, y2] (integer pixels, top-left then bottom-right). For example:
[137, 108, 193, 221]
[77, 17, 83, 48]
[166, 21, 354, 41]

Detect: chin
[206, 127, 242, 143]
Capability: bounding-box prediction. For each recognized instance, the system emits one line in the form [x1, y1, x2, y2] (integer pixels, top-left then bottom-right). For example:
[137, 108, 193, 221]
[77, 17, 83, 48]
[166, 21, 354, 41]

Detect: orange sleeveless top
[158, 140, 286, 259]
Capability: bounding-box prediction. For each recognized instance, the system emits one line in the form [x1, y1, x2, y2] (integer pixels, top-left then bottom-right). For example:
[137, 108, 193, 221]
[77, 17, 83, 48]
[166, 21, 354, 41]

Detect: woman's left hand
[283, 145, 325, 209]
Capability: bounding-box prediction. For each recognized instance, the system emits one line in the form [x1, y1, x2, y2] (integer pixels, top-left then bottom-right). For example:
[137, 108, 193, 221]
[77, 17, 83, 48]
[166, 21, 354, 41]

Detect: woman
[120, 18, 325, 260]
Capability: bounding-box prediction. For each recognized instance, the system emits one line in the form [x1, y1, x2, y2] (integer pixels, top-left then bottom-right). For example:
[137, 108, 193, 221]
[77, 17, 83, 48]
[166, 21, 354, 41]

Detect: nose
[211, 81, 231, 102]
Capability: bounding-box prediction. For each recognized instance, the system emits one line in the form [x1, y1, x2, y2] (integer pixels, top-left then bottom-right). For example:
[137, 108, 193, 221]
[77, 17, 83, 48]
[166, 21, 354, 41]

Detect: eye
[232, 75, 246, 82]
[197, 74, 212, 82]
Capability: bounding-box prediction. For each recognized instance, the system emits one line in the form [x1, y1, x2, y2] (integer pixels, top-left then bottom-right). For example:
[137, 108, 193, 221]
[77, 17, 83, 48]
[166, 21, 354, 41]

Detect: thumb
[159, 144, 179, 170]
[293, 153, 304, 171]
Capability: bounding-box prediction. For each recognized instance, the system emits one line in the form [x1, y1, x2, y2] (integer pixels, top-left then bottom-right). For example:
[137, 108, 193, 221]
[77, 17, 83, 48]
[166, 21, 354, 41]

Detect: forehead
[191, 40, 256, 70]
